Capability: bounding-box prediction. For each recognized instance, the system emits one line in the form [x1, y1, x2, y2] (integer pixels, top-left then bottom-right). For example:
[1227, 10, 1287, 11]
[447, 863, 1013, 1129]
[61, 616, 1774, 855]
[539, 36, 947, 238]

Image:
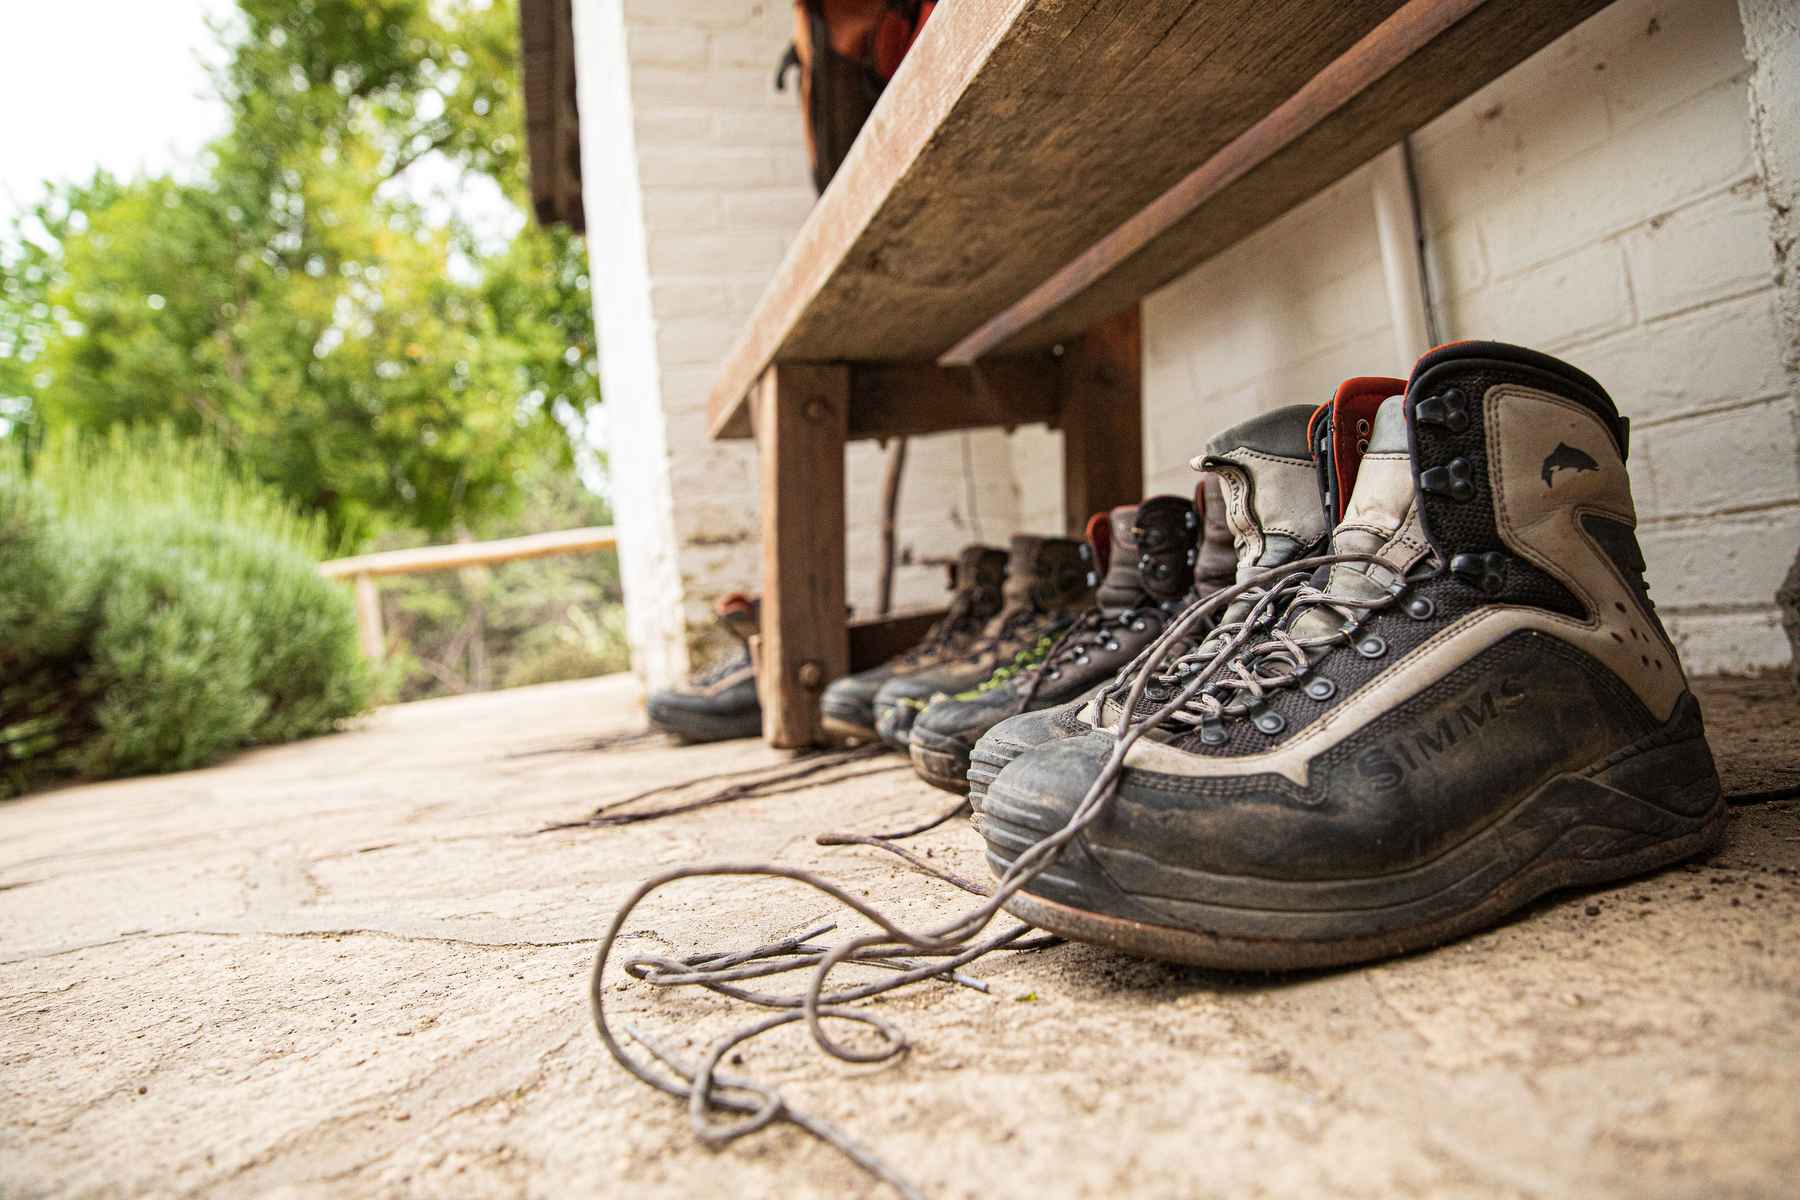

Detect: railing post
[353, 573, 385, 660]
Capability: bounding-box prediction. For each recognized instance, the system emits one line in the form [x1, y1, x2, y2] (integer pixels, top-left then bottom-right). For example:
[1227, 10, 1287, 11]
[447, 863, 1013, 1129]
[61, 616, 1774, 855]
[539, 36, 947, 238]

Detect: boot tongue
[1091, 497, 1198, 612]
[1093, 505, 1144, 613]
[953, 544, 1006, 593]
[995, 534, 1090, 623]
[1190, 472, 1237, 600]
[1193, 403, 1329, 624]
[714, 594, 759, 644]
[1286, 394, 1419, 641]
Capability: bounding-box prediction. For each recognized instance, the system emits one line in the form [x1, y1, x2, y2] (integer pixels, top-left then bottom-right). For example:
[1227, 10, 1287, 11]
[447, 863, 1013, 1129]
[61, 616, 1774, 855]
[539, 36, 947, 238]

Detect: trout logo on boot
[1541, 441, 1599, 487]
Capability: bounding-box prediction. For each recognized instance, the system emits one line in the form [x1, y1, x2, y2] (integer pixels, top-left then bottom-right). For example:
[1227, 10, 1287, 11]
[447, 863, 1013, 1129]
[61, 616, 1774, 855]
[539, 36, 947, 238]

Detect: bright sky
[0, 0, 239, 220]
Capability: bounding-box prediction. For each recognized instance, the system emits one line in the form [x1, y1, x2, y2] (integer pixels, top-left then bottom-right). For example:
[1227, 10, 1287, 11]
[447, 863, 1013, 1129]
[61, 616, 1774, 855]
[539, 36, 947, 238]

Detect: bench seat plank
[708, 0, 1610, 440]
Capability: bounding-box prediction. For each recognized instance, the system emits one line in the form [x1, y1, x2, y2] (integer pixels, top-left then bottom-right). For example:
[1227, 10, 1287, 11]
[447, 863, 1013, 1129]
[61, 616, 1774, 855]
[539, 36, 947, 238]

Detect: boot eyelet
[1420, 457, 1475, 501]
[1132, 620, 1147, 631]
[1356, 636, 1388, 659]
[1305, 676, 1337, 701]
[1415, 387, 1470, 433]
[1451, 551, 1509, 594]
[1199, 722, 1227, 745]
[1046, 669, 1061, 680]
[1105, 640, 1120, 652]
[1406, 596, 1436, 620]
[1252, 710, 1286, 735]
[1076, 654, 1090, 666]
[1146, 685, 1171, 702]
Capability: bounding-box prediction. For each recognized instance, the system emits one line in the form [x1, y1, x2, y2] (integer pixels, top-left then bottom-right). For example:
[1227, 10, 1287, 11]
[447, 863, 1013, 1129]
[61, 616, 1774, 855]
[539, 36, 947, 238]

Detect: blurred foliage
[378, 459, 629, 702]
[0, 0, 598, 547]
[1, 428, 372, 798]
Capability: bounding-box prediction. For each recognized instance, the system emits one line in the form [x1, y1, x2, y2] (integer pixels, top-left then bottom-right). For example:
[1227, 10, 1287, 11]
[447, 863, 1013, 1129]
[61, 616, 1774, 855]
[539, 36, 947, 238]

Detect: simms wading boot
[873, 535, 1094, 751]
[967, 402, 1331, 807]
[818, 545, 1007, 744]
[645, 595, 763, 742]
[909, 497, 1201, 795]
[982, 342, 1726, 970]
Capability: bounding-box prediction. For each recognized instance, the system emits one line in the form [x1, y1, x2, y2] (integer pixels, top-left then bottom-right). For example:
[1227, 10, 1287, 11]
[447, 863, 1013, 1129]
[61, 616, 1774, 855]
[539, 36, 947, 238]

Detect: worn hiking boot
[819, 545, 1008, 744]
[967, 402, 1333, 807]
[909, 497, 1200, 794]
[645, 594, 763, 742]
[873, 535, 1094, 751]
[984, 343, 1726, 970]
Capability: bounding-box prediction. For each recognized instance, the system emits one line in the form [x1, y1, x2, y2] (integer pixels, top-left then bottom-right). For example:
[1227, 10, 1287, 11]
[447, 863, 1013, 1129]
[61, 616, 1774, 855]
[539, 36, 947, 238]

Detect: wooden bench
[709, 0, 1611, 748]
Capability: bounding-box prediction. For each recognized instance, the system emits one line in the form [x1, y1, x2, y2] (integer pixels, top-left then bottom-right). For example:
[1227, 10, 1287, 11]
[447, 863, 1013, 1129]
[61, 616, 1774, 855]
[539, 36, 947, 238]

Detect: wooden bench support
[748, 308, 1142, 745]
[753, 364, 849, 748]
[849, 609, 945, 673]
[1059, 306, 1145, 535]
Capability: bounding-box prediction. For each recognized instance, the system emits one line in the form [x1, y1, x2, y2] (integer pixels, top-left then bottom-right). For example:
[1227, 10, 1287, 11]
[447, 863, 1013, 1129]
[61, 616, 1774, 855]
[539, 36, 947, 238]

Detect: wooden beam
[753, 364, 850, 748]
[944, 0, 1608, 360]
[849, 608, 946, 673]
[846, 356, 1061, 441]
[319, 527, 616, 580]
[716, 355, 1066, 443]
[1060, 307, 1143, 536]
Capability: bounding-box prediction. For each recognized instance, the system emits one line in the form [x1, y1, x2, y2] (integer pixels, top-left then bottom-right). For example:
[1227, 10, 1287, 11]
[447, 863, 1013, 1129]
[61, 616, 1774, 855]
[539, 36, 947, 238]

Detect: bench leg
[1060, 304, 1144, 533]
[752, 364, 849, 748]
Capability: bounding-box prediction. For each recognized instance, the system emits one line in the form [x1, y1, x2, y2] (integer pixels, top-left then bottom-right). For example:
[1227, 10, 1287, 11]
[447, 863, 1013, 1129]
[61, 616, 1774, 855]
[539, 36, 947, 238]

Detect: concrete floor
[2, 673, 1796, 1199]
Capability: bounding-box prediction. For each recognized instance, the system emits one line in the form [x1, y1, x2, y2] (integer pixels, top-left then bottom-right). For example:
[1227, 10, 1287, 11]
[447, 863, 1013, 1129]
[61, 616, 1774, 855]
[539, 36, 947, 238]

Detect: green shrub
[0, 428, 372, 796]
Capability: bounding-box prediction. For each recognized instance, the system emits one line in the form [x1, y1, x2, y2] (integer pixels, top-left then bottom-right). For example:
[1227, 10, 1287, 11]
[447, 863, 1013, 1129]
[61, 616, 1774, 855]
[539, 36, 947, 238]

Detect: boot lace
[895, 585, 994, 665]
[587, 549, 1426, 1199]
[689, 644, 751, 689]
[1136, 554, 1440, 729]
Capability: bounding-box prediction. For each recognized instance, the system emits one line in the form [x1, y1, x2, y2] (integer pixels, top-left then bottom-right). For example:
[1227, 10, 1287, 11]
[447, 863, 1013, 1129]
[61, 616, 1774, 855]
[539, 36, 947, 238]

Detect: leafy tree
[0, 0, 597, 545]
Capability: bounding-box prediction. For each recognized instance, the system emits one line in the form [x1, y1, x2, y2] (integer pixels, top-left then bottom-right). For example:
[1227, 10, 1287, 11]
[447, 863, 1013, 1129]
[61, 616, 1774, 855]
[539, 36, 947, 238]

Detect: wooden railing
[318, 526, 618, 659]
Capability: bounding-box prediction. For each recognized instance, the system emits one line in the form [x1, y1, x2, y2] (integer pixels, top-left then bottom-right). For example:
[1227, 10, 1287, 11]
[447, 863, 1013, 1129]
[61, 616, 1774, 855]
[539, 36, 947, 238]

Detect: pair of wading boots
[645, 594, 763, 742]
[852, 536, 1097, 750]
[909, 494, 1235, 793]
[979, 341, 1727, 970]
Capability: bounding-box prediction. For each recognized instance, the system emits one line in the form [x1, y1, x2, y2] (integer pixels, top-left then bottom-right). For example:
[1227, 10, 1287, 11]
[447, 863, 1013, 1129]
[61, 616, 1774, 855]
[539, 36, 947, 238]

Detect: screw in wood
[798, 660, 825, 689]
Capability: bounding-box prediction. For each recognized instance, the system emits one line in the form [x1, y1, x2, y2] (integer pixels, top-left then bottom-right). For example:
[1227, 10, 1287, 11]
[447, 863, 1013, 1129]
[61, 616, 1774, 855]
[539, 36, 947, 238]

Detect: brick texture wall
[1139, 0, 1797, 675]
[575, 0, 1054, 688]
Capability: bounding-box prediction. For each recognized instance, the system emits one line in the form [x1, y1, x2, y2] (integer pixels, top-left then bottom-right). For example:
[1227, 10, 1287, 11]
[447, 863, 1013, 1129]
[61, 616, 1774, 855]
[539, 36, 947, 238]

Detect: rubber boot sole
[967, 739, 1027, 805]
[820, 714, 878, 746]
[645, 706, 764, 744]
[908, 727, 973, 795]
[984, 736, 1725, 972]
[873, 702, 919, 751]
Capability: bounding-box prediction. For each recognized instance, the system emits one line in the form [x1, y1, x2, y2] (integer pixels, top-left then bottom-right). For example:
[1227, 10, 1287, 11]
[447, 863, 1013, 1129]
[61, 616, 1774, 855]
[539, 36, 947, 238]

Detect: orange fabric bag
[779, 1, 938, 193]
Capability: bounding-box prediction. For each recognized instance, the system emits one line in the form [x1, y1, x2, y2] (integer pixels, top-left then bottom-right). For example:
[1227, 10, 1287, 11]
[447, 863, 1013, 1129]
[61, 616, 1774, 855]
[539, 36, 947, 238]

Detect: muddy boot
[818, 545, 1008, 744]
[645, 595, 763, 742]
[909, 497, 1200, 795]
[967, 402, 1335, 807]
[872, 535, 1094, 751]
[985, 343, 1725, 970]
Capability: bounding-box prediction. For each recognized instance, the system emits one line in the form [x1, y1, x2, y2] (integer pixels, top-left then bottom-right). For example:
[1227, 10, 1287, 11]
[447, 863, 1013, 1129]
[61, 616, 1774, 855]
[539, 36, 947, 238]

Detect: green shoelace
[951, 629, 1064, 701]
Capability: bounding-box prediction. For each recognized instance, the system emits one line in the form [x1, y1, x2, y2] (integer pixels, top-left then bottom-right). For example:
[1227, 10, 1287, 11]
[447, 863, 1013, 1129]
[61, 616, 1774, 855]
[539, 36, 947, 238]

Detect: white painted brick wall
[573, 0, 1046, 687]
[1135, 0, 1797, 675]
